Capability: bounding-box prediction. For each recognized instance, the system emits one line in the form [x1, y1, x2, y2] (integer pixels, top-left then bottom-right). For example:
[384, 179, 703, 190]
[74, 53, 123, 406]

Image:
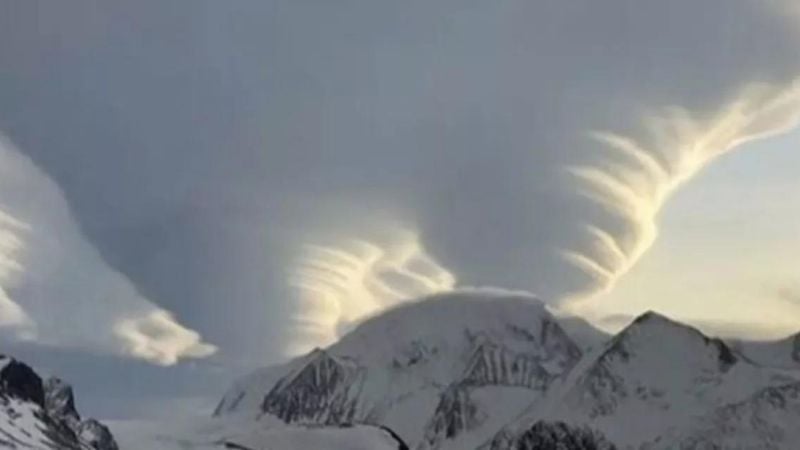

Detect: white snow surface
[0, 396, 57, 449]
[108, 417, 403, 450]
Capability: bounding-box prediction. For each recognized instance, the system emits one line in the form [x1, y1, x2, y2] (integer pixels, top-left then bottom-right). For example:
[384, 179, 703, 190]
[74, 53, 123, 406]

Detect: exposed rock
[487, 421, 617, 450]
[78, 419, 119, 450]
[45, 377, 81, 426]
[0, 355, 45, 406]
[261, 349, 364, 424]
[418, 385, 480, 449]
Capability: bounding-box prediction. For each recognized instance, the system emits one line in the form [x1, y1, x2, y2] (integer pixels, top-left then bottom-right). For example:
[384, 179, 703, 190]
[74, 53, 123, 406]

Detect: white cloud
[114, 310, 217, 366]
[562, 80, 800, 305]
[0, 136, 216, 364]
[287, 226, 455, 354]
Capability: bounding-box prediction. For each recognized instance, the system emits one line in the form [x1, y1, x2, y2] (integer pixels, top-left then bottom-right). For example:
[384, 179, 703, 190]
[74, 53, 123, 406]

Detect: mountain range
[210, 290, 800, 450]
[5, 290, 800, 449]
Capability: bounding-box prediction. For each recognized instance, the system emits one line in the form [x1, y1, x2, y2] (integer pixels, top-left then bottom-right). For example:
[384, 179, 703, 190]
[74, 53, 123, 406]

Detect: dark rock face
[418, 385, 480, 449]
[0, 356, 45, 406]
[43, 376, 121, 450]
[77, 419, 119, 450]
[45, 377, 81, 425]
[261, 349, 364, 424]
[489, 421, 617, 450]
[792, 334, 800, 363]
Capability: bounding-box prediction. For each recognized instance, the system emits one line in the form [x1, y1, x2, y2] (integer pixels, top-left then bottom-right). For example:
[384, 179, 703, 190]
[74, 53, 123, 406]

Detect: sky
[0, 0, 799, 418]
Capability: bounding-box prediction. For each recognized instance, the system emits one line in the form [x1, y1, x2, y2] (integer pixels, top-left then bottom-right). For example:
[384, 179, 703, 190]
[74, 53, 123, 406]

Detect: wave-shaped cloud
[562, 80, 800, 303]
[0, 136, 216, 365]
[287, 227, 455, 354]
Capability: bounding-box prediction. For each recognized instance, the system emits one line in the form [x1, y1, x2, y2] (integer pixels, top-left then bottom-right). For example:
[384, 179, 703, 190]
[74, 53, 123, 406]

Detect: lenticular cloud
[0, 136, 215, 365]
[562, 80, 800, 304]
[287, 227, 455, 354]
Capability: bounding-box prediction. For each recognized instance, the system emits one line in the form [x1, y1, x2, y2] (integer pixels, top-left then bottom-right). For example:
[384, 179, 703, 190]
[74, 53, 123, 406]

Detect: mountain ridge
[0, 355, 118, 450]
[214, 290, 800, 450]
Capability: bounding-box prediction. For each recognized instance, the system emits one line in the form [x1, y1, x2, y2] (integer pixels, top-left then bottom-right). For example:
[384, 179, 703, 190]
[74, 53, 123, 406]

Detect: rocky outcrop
[76, 419, 118, 450]
[45, 377, 81, 426]
[486, 421, 617, 450]
[0, 357, 45, 406]
[261, 349, 364, 424]
[461, 341, 556, 389]
[418, 385, 480, 449]
[0, 355, 118, 450]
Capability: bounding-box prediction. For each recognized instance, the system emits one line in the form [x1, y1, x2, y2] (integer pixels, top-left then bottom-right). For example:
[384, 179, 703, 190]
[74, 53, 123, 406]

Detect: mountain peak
[631, 310, 675, 325]
[591, 310, 739, 378]
[44, 377, 81, 424]
[0, 356, 45, 407]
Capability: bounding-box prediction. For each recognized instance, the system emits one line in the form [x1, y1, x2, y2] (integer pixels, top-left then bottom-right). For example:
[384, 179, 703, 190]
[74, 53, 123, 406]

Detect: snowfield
[108, 418, 407, 450]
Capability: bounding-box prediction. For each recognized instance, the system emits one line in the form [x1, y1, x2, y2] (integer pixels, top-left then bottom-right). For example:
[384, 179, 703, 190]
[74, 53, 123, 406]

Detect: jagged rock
[45, 377, 81, 425]
[261, 349, 364, 424]
[487, 421, 617, 450]
[77, 419, 119, 450]
[0, 355, 45, 406]
[418, 385, 481, 449]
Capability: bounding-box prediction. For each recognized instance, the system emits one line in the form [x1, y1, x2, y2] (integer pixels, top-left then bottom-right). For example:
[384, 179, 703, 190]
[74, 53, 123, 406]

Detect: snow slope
[109, 417, 408, 450]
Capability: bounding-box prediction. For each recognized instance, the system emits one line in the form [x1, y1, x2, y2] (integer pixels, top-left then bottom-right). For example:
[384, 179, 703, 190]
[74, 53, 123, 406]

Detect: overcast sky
[1, 0, 799, 418]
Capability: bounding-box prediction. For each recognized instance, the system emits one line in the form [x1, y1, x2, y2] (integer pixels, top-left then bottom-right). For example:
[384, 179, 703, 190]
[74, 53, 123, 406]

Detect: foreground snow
[108, 417, 406, 450]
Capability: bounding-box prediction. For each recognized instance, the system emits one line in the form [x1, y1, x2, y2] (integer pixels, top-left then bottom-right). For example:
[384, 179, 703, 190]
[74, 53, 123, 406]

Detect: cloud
[777, 285, 800, 306]
[287, 225, 455, 354]
[277, 0, 800, 346]
[0, 136, 216, 365]
[562, 80, 800, 303]
[114, 311, 216, 366]
[2, 0, 800, 366]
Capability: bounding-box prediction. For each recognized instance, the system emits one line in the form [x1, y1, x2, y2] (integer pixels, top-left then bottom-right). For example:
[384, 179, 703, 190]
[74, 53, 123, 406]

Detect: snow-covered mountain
[0, 355, 118, 450]
[216, 291, 585, 449]
[213, 290, 800, 450]
[485, 312, 800, 449]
